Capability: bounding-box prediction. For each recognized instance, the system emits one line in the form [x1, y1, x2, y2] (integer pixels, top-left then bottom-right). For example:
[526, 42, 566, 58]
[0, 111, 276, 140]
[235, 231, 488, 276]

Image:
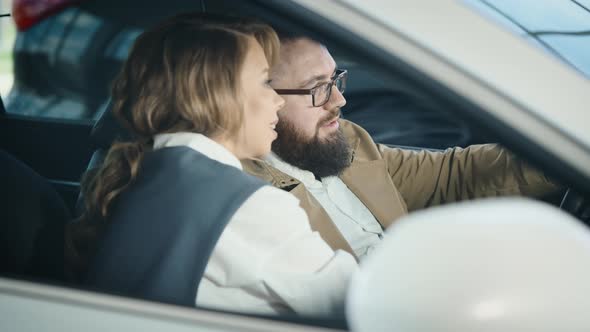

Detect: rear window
[4, 6, 140, 120]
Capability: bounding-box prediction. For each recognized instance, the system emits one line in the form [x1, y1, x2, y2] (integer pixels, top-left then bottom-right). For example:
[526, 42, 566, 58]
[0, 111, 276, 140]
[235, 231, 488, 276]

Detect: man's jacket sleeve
[378, 143, 561, 211]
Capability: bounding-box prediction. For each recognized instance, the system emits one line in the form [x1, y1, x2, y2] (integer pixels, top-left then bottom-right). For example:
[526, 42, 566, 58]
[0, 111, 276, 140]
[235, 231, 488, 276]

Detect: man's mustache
[318, 108, 341, 127]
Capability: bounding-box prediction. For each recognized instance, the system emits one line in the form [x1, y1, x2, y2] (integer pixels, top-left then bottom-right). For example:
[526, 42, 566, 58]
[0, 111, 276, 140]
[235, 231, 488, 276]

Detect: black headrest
[91, 99, 130, 149]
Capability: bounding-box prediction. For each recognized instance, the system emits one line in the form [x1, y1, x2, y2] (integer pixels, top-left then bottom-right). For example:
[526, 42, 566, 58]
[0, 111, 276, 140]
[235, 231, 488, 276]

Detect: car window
[0, 0, 15, 98]
[104, 28, 142, 63]
[4, 6, 139, 121]
[463, 0, 590, 78]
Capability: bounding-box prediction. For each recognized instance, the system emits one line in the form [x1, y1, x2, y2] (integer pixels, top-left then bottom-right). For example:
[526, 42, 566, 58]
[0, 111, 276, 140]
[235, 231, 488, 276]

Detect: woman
[67, 14, 356, 317]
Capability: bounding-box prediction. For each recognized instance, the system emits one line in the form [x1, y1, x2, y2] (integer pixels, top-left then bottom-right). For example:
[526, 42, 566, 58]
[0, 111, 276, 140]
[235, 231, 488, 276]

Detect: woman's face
[234, 37, 285, 159]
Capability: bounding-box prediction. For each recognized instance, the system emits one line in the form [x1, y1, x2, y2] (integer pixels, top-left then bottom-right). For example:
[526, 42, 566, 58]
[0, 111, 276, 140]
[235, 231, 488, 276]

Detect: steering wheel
[560, 188, 590, 224]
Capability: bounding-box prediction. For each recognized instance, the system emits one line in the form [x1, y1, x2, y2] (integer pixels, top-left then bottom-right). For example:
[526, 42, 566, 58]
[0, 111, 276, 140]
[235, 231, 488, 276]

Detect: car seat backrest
[0, 150, 70, 282]
[91, 99, 131, 150]
[75, 99, 129, 215]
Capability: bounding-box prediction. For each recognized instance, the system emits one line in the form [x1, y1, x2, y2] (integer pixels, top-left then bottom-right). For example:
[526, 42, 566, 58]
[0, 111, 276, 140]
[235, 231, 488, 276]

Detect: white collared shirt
[265, 153, 384, 260]
[153, 132, 357, 316]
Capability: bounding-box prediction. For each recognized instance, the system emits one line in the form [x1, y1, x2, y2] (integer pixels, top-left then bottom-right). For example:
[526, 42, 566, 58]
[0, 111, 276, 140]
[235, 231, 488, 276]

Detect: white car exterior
[1, 1, 589, 331]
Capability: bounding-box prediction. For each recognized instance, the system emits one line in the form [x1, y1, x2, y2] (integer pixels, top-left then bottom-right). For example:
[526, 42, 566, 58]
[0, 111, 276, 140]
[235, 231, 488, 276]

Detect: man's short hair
[271, 25, 325, 45]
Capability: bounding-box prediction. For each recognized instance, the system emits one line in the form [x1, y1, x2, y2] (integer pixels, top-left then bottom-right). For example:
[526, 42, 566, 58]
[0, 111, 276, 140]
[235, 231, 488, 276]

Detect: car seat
[75, 99, 129, 215]
[0, 150, 69, 282]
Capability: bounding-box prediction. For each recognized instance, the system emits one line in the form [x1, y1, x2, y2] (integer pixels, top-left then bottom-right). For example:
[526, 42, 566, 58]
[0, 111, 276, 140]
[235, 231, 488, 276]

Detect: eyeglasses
[274, 69, 347, 107]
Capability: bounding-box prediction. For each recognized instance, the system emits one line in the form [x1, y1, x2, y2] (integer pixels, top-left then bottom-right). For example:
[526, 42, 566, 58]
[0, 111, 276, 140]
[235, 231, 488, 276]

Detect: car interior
[1, 0, 588, 329]
[0, 0, 491, 209]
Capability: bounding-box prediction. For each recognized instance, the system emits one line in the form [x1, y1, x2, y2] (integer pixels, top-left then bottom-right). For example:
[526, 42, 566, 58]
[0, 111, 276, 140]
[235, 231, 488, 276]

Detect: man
[242, 36, 559, 260]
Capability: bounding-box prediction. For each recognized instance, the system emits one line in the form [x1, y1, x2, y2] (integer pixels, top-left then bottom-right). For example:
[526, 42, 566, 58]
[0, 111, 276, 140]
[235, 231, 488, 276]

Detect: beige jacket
[242, 120, 559, 257]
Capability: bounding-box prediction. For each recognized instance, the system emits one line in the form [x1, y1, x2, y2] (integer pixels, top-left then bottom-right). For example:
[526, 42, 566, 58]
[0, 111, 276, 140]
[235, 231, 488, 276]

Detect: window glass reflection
[541, 35, 590, 76]
[464, 0, 590, 79]
[59, 11, 102, 64]
[469, 0, 590, 31]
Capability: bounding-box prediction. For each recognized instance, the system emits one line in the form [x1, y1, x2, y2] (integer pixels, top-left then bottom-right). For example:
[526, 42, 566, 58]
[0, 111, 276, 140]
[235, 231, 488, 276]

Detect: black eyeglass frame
[274, 69, 347, 107]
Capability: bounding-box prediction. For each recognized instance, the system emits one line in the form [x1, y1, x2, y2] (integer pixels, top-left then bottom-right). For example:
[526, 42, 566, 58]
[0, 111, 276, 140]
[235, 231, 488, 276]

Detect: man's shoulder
[339, 119, 383, 162]
[340, 119, 372, 143]
[240, 158, 275, 183]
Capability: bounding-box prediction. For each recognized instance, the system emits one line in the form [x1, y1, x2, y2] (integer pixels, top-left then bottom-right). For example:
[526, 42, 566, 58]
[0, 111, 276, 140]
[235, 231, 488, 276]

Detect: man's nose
[273, 90, 285, 112]
[324, 85, 346, 110]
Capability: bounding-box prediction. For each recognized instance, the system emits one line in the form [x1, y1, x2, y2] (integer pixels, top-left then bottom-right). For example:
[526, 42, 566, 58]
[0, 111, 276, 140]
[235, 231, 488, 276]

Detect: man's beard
[271, 110, 352, 178]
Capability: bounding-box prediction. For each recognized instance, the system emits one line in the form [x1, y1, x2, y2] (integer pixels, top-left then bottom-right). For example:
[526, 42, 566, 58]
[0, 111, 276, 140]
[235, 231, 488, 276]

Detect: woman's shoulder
[251, 185, 301, 205]
[239, 185, 307, 221]
[147, 146, 262, 183]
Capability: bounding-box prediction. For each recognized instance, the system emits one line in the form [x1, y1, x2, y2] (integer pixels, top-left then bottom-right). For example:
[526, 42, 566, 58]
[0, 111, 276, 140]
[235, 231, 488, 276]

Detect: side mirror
[347, 198, 590, 331]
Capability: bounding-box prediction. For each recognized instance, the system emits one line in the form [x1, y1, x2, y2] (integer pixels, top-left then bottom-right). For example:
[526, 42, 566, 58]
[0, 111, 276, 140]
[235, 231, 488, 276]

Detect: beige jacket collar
[243, 124, 406, 258]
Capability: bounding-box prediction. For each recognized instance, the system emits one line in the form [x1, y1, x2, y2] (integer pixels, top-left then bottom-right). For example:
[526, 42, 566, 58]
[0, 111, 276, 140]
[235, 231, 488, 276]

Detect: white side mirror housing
[347, 198, 590, 332]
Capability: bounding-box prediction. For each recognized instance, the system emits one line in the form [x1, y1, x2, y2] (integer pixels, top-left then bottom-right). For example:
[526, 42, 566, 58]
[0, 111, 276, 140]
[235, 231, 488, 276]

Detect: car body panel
[0, 277, 343, 332]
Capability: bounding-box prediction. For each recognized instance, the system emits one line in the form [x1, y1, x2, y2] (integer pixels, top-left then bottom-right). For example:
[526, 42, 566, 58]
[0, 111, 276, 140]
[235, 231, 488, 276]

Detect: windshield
[463, 0, 590, 79]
